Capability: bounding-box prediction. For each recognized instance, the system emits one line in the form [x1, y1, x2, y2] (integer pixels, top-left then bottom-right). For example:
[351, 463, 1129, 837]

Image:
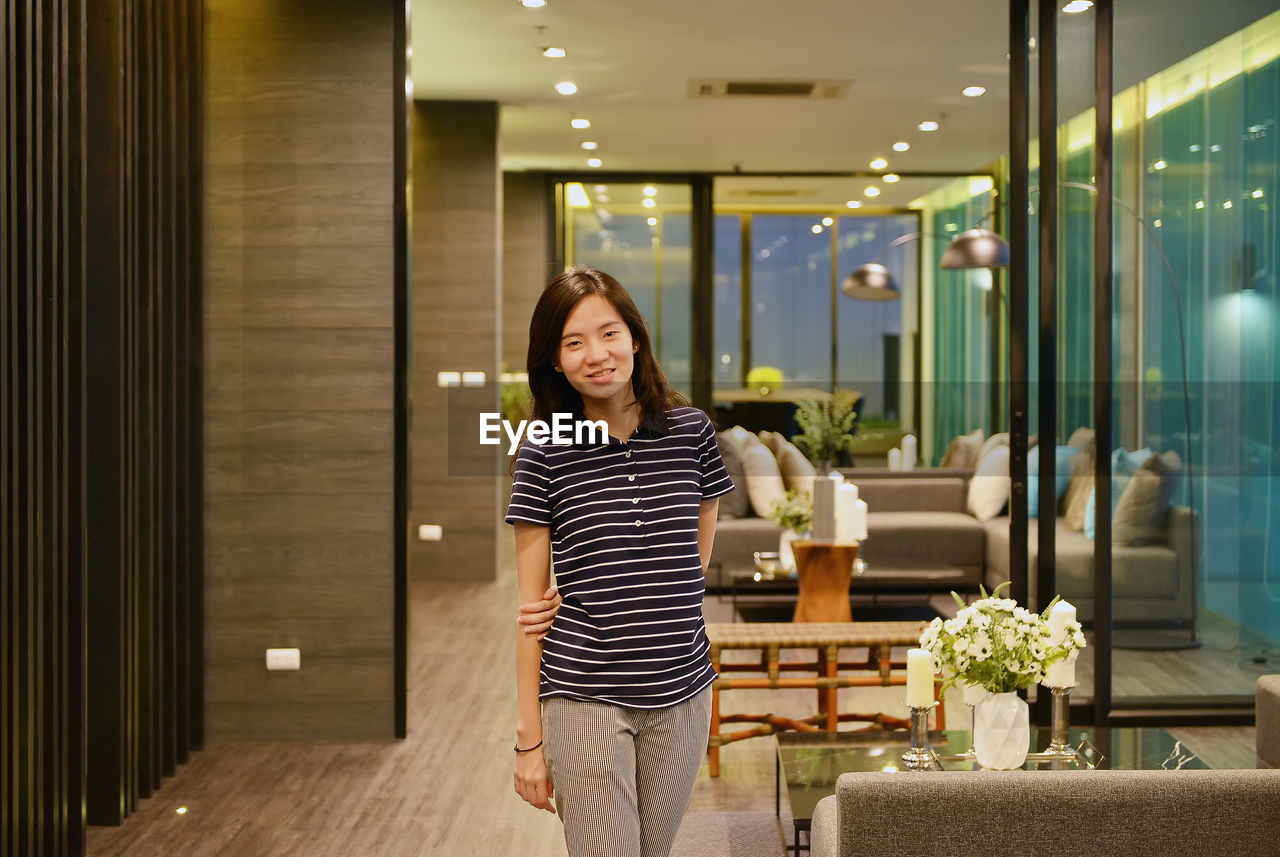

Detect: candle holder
[1042, 684, 1076, 759]
[900, 701, 939, 771]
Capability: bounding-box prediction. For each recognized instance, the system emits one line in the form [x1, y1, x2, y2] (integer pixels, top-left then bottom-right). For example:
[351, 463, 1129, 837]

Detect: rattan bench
[704, 621, 940, 776]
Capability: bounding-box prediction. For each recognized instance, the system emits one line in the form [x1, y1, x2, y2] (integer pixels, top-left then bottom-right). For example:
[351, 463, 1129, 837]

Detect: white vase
[972, 691, 1030, 770]
[779, 530, 802, 574]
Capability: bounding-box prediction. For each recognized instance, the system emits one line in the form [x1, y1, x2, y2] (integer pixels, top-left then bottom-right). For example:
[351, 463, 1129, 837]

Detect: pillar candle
[1047, 600, 1076, 646]
[835, 483, 858, 542]
[1045, 655, 1076, 688]
[888, 448, 902, 471]
[852, 498, 868, 542]
[902, 434, 918, 471]
[812, 475, 836, 540]
[906, 648, 935, 706]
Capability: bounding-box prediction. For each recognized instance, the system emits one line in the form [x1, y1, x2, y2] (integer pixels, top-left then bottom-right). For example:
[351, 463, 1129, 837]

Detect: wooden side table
[791, 540, 859, 623]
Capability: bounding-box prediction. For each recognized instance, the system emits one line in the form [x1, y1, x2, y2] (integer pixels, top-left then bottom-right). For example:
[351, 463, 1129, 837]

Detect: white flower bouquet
[918, 582, 1086, 694]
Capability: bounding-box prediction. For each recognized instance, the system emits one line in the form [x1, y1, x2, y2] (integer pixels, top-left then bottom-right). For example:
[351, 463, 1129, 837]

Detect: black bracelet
[514, 739, 543, 753]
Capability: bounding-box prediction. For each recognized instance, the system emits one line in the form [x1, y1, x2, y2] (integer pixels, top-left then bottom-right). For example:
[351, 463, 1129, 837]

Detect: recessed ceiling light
[643, 186, 657, 197]
[597, 194, 610, 202]
[555, 81, 578, 95]
[869, 157, 888, 170]
[883, 174, 900, 183]
[1194, 200, 1205, 209]
[570, 118, 590, 129]
[846, 200, 863, 208]
[642, 198, 655, 208]
[1153, 219, 1162, 227]
[647, 217, 657, 226]
[822, 217, 834, 226]
[520, 0, 547, 7]
[1062, 0, 1093, 12]
[1223, 200, 1233, 209]
[918, 120, 939, 132]
[581, 141, 598, 150]
[587, 157, 602, 168]
[542, 46, 565, 58]
[1253, 189, 1264, 198]
[864, 186, 882, 197]
[1188, 144, 1201, 152]
[962, 85, 986, 97]
[892, 142, 910, 152]
[811, 224, 823, 234]
[1153, 160, 1167, 170]
[593, 184, 607, 192]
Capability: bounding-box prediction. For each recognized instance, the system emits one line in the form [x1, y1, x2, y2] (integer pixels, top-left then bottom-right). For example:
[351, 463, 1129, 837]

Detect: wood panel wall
[203, 0, 403, 740]
[3, 0, 204, 850]
[502, 172, 553, 372]
[411, 101, 502, 582]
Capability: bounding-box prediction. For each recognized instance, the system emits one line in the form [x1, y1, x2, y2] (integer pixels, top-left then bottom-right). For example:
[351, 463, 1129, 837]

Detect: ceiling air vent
[689, 79, 850, 99]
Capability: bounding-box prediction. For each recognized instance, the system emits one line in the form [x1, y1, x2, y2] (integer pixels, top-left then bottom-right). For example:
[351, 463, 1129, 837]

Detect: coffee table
[776, 726, 1206, 856]
[729, 559, 971, 623]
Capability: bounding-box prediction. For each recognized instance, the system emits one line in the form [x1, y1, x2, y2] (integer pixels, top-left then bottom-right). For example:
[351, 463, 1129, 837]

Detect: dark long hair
[526, 266, 686, 428]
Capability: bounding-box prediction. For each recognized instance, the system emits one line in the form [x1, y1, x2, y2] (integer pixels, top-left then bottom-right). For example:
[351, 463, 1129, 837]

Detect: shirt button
[634, 520, 642, 527]
[628, 474, 635, 482]
[632, 497, 639, 504]
[624, 450, 632, 459]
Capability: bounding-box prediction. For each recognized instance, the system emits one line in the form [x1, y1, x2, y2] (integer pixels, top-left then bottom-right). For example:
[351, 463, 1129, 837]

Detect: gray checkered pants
[541, 687, 712, 857]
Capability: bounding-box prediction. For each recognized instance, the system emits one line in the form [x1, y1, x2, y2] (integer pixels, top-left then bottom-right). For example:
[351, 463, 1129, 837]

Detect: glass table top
[778, 726, 1207, 822]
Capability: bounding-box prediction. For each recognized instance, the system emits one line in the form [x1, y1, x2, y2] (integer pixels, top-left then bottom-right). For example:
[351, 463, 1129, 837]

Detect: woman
[506, 267, 733, 857]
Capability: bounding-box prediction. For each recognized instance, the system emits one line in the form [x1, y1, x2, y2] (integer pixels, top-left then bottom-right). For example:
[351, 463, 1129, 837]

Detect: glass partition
[561, 181, 694, 395]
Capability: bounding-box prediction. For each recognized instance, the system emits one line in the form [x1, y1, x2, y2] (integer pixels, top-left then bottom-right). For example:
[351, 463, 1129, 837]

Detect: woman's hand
[517, 585, 562, 641]
[514, 746, 556, 814]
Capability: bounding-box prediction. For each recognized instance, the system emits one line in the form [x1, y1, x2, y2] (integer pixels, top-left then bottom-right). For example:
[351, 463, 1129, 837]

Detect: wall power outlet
[265, 648, 301, 671]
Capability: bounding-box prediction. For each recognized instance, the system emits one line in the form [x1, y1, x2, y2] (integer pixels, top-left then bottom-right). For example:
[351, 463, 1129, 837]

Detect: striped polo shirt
[505, 406, 734, 708]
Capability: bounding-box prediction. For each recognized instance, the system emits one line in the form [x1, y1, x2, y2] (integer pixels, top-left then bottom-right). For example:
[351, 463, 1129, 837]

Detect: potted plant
[791, 391, 860, 475]
[765, 489, 812, 574]
[918, 583, 1086, 769]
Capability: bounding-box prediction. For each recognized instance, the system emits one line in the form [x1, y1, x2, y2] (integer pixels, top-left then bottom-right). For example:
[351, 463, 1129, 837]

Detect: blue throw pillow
[1028, 444, 1079, 517]
[1084, 447, 1154, 539]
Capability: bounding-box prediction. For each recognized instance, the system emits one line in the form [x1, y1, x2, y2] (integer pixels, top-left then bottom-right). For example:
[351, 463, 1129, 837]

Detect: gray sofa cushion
[984, 510, 1191, 624]
[819, 769, 1280, 857]
[1260, 674, 1280, 769]
[706, 516, 782, 589]
[845, 477, 967, 513]
[862, 511, 984, 583]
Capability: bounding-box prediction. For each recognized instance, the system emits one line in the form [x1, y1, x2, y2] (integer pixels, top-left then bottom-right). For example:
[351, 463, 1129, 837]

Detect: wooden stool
[791, 540, 859, 622]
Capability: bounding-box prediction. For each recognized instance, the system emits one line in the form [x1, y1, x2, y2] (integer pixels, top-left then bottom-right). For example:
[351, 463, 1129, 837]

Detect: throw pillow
[757, 430, 787, 456]
[1065, 426, 1096, 458]
[1083, 447, 1155, 539]
[1028, 444, 1080, 517]
[941, 429, 985, 468]
[977, 432, 1010, 466]
[1110, 454, 1168, 545]
[1085, 448, 1182, 543]
[741, 442, 787, 519]
[776, 441, 817, 498]
[966, 442, 1011, 521]
[715, 430, 750, 519]
[1061, 448, 1094, 530]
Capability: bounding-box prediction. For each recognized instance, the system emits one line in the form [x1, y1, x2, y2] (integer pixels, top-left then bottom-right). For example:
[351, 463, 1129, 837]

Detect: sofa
[809, 767, 1280, 857]
[1260, 674, 1280, 769]
[708, 426, 1197, 629]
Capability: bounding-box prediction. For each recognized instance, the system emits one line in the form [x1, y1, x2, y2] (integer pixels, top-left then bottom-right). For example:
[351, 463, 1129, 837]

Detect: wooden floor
[86, 530, 1262, 857]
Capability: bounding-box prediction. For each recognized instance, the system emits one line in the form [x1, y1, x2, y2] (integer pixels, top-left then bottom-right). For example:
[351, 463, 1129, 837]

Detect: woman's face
[556, 294, 638, 410]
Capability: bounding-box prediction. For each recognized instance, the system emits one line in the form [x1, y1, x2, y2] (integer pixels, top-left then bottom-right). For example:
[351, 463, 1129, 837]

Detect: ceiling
[412, 0, 1277, 207]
